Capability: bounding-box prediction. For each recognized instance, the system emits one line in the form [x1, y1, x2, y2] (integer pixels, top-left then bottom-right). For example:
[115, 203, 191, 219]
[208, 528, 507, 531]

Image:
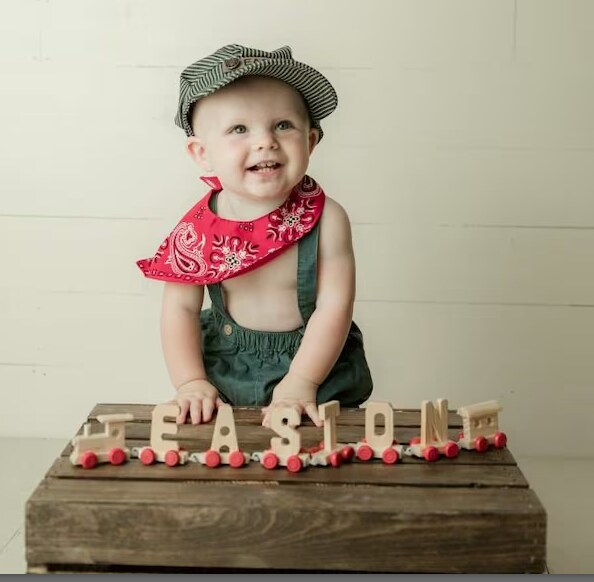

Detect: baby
[137, 45, 373, 428]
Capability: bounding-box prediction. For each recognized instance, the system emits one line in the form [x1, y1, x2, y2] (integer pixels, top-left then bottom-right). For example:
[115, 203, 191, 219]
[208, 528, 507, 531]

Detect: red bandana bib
[137, 175, 325, 285]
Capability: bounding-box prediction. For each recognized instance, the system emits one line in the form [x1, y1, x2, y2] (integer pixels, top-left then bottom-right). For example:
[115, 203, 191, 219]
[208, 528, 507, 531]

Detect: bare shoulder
[318, 196, 353, 258]
[319, 196, 353, 257]
[321, 196, 351, 227]
[162, 281, 204, 311]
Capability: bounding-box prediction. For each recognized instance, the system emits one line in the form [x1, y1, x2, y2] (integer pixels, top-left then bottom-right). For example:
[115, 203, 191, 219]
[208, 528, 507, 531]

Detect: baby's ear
[308, 128, 320, 153]
[186, 136, 212, 171]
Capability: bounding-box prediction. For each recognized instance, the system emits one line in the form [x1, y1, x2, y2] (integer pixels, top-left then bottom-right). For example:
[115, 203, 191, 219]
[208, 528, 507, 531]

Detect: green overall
[199, 221, 373, 407]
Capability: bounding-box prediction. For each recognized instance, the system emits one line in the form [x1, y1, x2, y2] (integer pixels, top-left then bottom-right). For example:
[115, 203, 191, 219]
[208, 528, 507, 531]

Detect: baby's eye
[276, 120, 293, 130]
[230, 125, 247, 134]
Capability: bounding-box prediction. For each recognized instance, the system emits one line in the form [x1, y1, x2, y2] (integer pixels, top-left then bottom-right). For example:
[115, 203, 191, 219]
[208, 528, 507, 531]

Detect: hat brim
[176, 59, 337, 141]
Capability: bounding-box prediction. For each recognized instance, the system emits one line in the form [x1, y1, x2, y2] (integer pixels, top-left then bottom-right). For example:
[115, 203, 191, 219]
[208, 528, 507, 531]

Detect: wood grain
[26, 478, 546, 573]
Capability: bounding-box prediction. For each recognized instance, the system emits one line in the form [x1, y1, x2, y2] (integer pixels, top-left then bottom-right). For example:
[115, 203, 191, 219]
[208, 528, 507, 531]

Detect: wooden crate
[26, 403, 546, 573]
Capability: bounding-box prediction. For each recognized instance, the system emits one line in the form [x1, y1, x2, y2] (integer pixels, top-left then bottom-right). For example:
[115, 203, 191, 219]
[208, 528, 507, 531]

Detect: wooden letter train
[70, 399, 507, 472]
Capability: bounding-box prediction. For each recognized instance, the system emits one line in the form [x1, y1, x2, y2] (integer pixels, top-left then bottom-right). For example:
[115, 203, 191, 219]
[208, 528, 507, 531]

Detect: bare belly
[219, 246, 304, 332]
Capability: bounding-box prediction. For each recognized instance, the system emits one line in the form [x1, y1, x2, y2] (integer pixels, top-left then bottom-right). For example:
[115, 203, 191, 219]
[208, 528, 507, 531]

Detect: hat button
[224, 57, 241, 70]
[223, 324, 233, 336]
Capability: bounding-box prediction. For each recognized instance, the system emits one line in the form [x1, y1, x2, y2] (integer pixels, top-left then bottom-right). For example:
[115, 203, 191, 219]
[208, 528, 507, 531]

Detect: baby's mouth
[247, 161, 282, 173]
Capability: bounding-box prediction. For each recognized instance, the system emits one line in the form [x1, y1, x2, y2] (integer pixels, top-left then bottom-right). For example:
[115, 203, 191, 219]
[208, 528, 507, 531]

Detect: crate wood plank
[26, 478, 546, 573]
[47, 456, 528, 488]
[89, 403, 463, 427]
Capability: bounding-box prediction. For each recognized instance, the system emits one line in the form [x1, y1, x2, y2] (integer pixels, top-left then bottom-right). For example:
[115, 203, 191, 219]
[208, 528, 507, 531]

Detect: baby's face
[188, 76, 318, 205]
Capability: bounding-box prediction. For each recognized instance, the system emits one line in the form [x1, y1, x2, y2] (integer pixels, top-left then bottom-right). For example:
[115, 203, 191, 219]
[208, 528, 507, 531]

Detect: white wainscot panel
[353, 224, 594, 306]
[353, 300, 594, 457]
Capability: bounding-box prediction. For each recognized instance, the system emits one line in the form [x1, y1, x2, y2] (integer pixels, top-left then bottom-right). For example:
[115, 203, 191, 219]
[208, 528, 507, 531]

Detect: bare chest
[218, 245, 302, 331]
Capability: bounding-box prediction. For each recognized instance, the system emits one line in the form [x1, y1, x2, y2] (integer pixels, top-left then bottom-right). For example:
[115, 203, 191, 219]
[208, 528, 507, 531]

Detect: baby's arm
[161, 282, 223, 424]
[262, 198, 356, 427]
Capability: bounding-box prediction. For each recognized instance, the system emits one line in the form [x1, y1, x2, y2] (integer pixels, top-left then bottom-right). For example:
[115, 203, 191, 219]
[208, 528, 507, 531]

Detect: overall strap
[206, 191, 227, 314]
[296, 221, 320, 327]
[206, 281, 226, 313]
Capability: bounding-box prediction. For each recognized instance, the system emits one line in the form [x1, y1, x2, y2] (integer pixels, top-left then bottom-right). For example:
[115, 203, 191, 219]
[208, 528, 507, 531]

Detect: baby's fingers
[189, 398, 203, 425]
[177, 401, 190, 424]
[202, 397, 215, 423]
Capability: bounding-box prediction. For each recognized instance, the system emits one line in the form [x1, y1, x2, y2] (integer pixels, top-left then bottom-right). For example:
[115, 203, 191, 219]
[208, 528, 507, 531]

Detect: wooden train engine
[70, 413, 134, 469]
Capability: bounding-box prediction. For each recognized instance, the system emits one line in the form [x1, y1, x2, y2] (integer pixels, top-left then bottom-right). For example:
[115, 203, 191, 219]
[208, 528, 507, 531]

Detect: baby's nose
[252, 131, 278, 150]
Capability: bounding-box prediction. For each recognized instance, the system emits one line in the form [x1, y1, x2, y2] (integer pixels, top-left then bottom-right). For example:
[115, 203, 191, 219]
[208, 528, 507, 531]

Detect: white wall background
[1, 0, 592, 457]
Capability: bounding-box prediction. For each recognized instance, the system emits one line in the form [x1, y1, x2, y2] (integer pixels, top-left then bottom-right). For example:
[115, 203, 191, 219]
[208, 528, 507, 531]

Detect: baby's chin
[240, 174, 298, 194]
[239, 183, 295, 203]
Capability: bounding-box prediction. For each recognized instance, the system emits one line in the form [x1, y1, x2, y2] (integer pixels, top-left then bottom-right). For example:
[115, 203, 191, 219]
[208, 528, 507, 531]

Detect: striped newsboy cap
[175, 44, 337, 141]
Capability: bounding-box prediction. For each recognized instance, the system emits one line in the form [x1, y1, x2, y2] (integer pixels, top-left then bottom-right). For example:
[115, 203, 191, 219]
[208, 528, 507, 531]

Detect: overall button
[223, 324, 233, 336]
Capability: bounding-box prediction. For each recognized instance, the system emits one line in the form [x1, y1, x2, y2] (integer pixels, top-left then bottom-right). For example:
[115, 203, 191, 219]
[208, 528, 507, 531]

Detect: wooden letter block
[261, 407, 308, 472]
[199, 404, 249, 468]
[408, 399, 459, 462]
[365, 401, 394, 450]
[270, 406, 301, 458]
[421, 398, 449, 447]
[150, 403, 182, 456]
[137, 403, 189, 466]
[310, 401, 355, 467]
[210, 403, 240, 454]
[351, 402, 400, 464]
[319, 400, 340, 452]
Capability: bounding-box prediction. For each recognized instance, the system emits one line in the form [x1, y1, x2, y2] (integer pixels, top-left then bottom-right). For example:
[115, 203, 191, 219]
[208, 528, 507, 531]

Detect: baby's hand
[173, 379, 223, 425]
[262, 372, 322, 429]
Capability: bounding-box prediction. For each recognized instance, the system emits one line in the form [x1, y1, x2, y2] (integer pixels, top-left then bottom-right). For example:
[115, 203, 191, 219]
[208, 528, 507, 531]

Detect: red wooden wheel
[329, 451, 342, 467]
[262, 452, 279, 470]
[493, 432, 507, 448]
[108, 447, 126, 466]
[474, 436, 489, 453]
[140, 448, 156, 465]
[382, 448, 399, 465]
[357, 444, 374, 462]
[165, 450, 180, 467]
[409, 436, 421, 446]
[286, 455, 303, 473]
[80, 451, 98, 470]
[229, 450, 245, 468]
[423, 446, 439, 462]
[205, 450, 221, 468]
[341, 446, 355, 462]
[443, 441, 459, 458]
